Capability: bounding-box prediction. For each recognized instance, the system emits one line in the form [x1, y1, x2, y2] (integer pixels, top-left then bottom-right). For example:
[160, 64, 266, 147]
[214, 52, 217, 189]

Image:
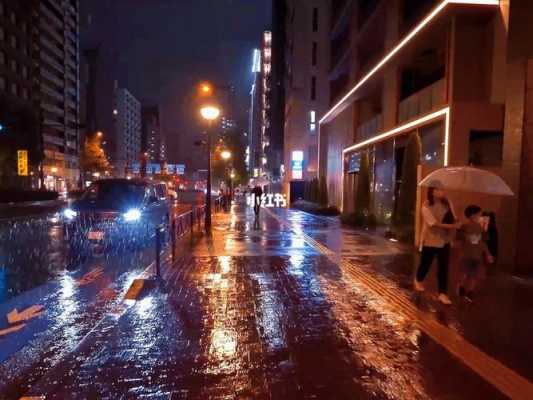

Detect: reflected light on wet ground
[135, 296, 154, 319]
[210, 328, 237, 358]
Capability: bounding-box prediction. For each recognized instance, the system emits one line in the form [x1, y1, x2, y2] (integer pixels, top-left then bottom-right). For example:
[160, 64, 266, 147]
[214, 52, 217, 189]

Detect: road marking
[76, 267, 104, 286]
[0, 323, 26, 337]
[7, 305, 44, 324]
[266, 209, 533, 400]
[124, 279, 145, 301]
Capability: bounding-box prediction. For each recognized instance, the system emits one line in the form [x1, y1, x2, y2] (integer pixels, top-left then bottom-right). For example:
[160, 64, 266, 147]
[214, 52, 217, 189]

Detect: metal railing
[155, 204, 207, 277]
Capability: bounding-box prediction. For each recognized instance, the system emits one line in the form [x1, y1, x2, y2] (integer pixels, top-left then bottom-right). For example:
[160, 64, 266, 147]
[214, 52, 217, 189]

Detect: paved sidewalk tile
[18, 204, 531, 399]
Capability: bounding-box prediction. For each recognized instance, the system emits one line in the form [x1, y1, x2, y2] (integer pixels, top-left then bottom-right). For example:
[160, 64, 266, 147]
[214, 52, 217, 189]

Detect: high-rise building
[248, 31, 275, 181]
[141, 105, 163, 163]
[268, 0, 287, 182]
[221, 116, 236, 134]
[318, 0, 533, 273]
[0, 0, 80, 191]
[283, 0, 330, 200]
[113, 87, 140, 176]
[248, 48, 262, 178]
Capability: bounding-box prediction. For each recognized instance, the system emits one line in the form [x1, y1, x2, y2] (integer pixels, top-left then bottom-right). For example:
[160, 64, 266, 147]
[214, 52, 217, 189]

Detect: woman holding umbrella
[414, 183, 460, 305]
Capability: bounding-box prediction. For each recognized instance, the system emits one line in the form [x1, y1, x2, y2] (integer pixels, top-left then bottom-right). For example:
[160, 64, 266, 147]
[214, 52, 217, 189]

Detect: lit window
[310, 123, 316, 132]
[292, 150, 304, 161]
[310, 110, 316, 123]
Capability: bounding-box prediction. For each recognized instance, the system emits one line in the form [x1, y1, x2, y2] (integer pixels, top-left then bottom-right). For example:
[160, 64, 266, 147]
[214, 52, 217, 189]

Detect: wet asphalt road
[1, 202, 532, 399]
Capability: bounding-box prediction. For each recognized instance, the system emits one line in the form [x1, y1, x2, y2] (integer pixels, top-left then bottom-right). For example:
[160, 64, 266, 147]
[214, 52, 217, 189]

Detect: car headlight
[63, 208, 78, 220]
[123, 208, 142, 222]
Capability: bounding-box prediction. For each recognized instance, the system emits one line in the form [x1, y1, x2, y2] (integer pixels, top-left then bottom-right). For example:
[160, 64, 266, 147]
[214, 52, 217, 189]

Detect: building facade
[283, 0, 330, 201]
[0, 0, 80, 191]
[248, 48, 263, 178]
[113, 88, 140, 176]
[141, 105, 163, 163]
[319, 0, 533, 273]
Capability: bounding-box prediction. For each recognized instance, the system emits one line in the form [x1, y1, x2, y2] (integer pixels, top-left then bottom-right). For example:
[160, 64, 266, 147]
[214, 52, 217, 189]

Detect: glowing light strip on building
[342, 107, 451, 165]
[318, 0, 499, 125]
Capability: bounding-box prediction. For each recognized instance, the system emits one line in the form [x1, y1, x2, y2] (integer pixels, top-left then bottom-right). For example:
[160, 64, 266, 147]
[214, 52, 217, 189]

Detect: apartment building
[113, 88, 140, 176]
[0, 0, 80, 191]
[319, 0, 533, 273]
[284, 0, 330, 201]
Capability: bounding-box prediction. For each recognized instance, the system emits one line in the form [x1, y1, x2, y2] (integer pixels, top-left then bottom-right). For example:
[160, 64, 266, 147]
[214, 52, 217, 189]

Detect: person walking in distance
[252, 185, 263, 217]
[414, 184, 460, 305]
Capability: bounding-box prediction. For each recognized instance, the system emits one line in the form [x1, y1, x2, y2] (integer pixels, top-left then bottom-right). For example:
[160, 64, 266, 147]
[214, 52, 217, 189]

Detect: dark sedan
[63, 179, 170, 255]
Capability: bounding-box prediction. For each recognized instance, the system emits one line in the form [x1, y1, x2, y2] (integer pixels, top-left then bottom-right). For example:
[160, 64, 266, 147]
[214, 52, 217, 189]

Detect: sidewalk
[274, 206, 533, 386]
[16, 202, 533, 399]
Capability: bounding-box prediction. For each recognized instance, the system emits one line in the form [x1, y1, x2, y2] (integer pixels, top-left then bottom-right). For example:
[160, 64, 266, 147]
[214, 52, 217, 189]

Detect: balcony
[356, 114, 382, 142]
[43, 133, 64, 147]
[398, 79, 445, 123]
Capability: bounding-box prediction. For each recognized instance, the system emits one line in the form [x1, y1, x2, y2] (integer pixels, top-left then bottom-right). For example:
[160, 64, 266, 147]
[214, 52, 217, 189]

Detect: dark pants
[416, 244, 450, 294]
[253, 196, 261, 216]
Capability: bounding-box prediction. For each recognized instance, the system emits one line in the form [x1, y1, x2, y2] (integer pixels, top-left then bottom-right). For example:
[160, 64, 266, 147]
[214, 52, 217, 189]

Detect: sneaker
[413, 279, 425, 292]
[438, 294, 452, 305]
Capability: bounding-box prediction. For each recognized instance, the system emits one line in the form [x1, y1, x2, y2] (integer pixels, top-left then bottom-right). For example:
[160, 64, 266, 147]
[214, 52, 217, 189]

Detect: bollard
[171, 218, 176, 264]
[155, 225, 162, 277]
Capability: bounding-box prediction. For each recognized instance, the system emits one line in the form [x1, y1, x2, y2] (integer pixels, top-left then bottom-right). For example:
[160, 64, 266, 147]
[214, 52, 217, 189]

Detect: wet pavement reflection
[1, 203, 531, 398]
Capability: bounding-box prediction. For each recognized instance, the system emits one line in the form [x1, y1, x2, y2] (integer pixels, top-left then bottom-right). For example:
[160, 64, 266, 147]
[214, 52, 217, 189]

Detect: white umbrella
[418, 166, 514, 196]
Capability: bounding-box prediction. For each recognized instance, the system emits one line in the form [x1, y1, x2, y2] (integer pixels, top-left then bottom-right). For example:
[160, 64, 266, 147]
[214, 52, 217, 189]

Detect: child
[457, 205, 494, 302]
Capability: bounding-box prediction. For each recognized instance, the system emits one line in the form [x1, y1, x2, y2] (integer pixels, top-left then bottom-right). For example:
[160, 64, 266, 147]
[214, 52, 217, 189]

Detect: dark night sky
[81, 0, 272, 171]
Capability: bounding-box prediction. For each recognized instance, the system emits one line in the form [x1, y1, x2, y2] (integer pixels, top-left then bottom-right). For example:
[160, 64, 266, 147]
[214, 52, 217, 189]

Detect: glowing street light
[199, 103, 221, 231]
[96, 131, 103, 138]
[200, 105, 220, 121]
[221, 150, 232, 160]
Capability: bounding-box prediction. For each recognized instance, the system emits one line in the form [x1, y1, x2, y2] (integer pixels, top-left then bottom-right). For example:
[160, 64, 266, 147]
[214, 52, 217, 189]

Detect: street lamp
[200, 105, 220, 121]
[221, 150, 232, 160]
[200, 104, 221, 231]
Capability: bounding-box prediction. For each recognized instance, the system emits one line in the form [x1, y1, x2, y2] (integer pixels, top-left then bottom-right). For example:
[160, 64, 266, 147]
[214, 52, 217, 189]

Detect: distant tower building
[113, 88, 140, 176]
[221, 116, 236, 134]
[260, 31, 272, 178]
[141, 105, 163, 163]
[248, 48, 262, 177]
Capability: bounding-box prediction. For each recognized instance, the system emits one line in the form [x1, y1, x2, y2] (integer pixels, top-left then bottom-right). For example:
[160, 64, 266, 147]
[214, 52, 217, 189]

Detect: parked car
[63, 179, 170, 255]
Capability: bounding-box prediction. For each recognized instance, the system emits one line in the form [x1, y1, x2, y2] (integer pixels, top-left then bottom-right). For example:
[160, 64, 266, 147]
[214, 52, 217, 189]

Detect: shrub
[341, 211, 378, 229]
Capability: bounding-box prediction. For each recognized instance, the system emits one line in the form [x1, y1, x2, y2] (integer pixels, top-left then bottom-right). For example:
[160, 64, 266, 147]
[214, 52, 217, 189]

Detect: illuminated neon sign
[246, 193, 287, 208]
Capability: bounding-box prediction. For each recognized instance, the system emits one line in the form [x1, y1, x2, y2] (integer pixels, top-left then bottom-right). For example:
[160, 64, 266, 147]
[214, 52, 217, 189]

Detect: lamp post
[220, 150, 232, 203]
[200, 105, 220, 231]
